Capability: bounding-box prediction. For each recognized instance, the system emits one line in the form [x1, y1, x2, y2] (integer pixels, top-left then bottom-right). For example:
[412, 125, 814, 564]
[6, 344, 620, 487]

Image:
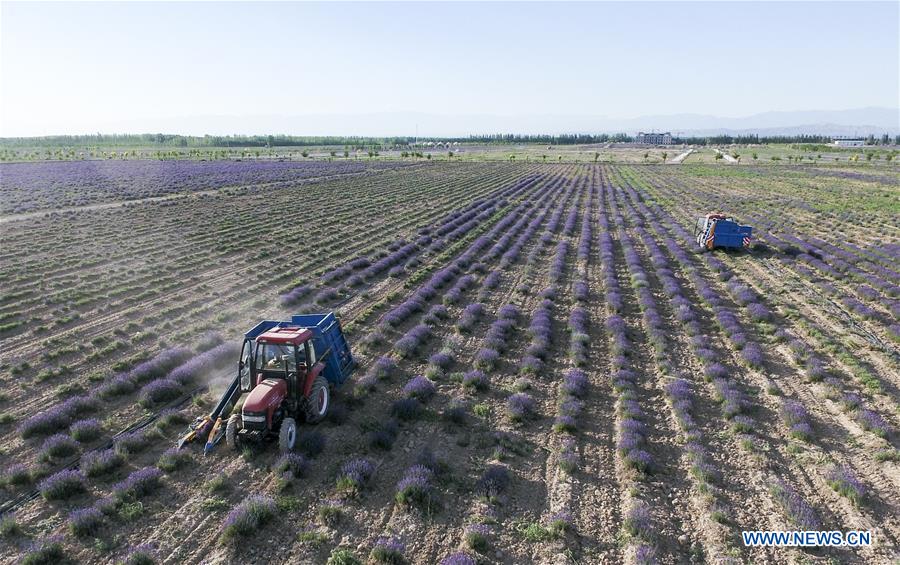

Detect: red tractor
[178, 313, 355, 454]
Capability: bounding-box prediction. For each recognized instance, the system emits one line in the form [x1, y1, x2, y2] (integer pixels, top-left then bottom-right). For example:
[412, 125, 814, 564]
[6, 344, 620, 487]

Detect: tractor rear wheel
[305, 376, 330, 423]
[225, 414, 241, 451]
[278, 417, 297, 452]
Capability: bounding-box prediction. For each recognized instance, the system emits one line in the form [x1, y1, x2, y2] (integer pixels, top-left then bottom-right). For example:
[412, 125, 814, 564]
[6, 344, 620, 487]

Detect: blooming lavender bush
[826, 465, 865, 506]
[395, 464, 435, 510]
[18, 395, 100, 438]
[769, 479, 820, 530]
[429, 351, 453, 370]
[740, 343, 764, 369]
[370, 536, 406, 564]
[70, 418, 102, 442]
[548, 510, 574, 536]
[506, 393, 535, 422]
[518, 355, 543, 375]
[562, 369, 588, 398]
[337, 458, 375, 493]
[464, 523, 491, 551]
[220, 495, 276, 542]
[114, 429, 151, 457]
[462, 370, 489, 392]
[457, 303, 486, 333]
[130, 347, 193, 383]
[780, 400, 812, 441]
[476, 465, 510, 499]
[157, 447, 192, 472]
[39, 469, 86, 500]
[68, 506, 104, 537]
[38, 433, 79, 461]
[138, 378, 182, 408]
[369, 356, 398, 380]
[855, 409, 890, 438]
[167, 342, 239, 385]
[473, 348, 500, 371]
[122, 544, 157, 565]
[113, 467, 162, 501]
[273, 453, 308, 477]
[3, 464, 31, 486]
[558, 437, 578, 473]
[403, 376, 435, 401]
[19, 537, 65, 565]
[440, 553, 476, 565]
[82, 448, 124, 477]
[623, 499, 653, 540]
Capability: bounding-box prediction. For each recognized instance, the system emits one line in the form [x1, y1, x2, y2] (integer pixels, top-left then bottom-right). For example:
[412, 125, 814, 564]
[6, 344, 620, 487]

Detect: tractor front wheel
[305, 376, 330, 423]
[278, 417, 297, 452]
[225, 414, 241, 451]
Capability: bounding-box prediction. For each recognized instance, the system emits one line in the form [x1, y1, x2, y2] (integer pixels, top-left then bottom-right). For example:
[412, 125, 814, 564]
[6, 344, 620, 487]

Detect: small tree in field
[594, 151, 600, 163]
[448, 151, 454, 159]
[330, 151, 336, 158]
[661, 151, 668, 162]
[714, 153, 723, 161]
[301, 150, 309, 158]
[344, 150, 349, 158]
[542, 155, 547, 162]
[643, 152, 649, 161]
[752, 152, 758, 160]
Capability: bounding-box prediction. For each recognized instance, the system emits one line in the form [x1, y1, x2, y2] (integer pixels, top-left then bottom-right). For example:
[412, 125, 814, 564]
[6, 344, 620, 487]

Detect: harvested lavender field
[1, 158, 898, 564]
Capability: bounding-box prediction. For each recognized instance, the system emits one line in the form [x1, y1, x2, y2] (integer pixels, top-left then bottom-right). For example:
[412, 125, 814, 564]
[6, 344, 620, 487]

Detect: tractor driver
[261, 343, 297, 372]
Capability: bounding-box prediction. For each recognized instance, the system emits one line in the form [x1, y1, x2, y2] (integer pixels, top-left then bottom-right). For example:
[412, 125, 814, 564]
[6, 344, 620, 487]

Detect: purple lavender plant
[826, 465, 865, 506]
[462, 370, 489, 392]
[440, 553, 476, 565]
[562, 369, 588, 398]
[39, 433, 79, 461]
[464, 523, 491, 551]
[476, 465, 510, 499]
[70, 418, 102, 442]
[506, 393, 535, 422]
[220, 495, 276, 542]
[82, 448, 124, 477]
[112, 467, 163, 501]
[39, 469, 86, 500]
[68, 506, 104, 537]
[337, 458, 375, 492]
[395, 464, 435, 509]
[769, 479, 820, 530]
[370, 536, 407, 563]
[403, 376, 436, 401]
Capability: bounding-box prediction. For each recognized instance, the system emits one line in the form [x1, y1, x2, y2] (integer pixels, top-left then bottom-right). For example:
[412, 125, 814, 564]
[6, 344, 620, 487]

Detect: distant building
[636, 132, 672, 145]
[833, 138, 865, 147]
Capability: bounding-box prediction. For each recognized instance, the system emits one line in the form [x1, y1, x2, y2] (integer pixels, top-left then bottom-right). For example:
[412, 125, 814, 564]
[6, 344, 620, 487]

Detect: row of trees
[2, 132, 898, 151]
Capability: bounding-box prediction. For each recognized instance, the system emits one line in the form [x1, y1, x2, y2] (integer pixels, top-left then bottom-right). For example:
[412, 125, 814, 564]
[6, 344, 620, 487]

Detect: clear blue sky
[1, 1, 898, 136]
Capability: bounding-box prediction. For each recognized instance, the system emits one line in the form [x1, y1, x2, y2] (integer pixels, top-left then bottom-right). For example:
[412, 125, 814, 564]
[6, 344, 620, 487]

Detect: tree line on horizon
[1, 132, 897, 149]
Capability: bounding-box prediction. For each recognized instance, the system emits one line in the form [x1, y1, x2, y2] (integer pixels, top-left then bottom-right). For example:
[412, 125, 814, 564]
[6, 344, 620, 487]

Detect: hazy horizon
[2, 1, 898, 137]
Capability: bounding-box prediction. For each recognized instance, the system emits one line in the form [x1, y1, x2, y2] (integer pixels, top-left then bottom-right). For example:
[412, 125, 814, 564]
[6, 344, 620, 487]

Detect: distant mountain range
[75, 106, 900, 138]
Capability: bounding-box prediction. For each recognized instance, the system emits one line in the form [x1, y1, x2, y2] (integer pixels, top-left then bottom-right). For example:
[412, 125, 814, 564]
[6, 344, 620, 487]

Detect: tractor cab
[239, 327, 316, 390]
